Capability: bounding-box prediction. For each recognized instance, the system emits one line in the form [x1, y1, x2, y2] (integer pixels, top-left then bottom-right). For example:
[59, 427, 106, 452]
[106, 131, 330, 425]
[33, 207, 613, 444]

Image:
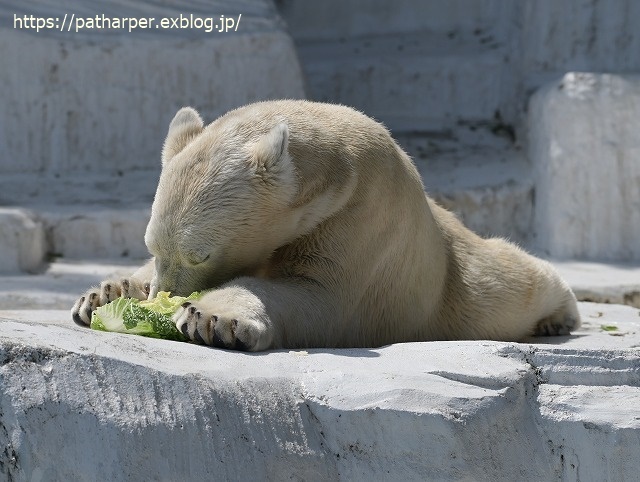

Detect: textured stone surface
[0, 301, 638, 481]
[0, 205, 150, 272]
[529, 73, 640, 261]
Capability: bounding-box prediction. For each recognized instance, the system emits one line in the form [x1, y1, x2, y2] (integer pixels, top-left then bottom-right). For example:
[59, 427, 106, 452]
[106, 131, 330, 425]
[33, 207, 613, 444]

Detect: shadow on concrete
[522, 334, 589, 345]
[225, 347, 382, 358]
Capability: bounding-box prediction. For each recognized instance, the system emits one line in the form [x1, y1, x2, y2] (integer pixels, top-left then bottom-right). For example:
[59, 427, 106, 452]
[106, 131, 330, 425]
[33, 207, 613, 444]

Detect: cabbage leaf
[91, 291, 200, 342]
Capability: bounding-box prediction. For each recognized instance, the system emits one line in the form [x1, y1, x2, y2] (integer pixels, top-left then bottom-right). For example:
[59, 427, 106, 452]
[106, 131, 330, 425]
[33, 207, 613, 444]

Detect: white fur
[72, 100, 581, 350]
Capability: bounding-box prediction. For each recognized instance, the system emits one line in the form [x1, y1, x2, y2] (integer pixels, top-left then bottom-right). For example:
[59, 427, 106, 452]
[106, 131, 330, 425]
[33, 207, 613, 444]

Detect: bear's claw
[173, 304, 256, 351]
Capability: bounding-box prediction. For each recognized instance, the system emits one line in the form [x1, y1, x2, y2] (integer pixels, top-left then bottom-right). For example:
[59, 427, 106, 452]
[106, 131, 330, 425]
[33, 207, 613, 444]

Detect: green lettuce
[91, 291, 200, 342]
[600, 324, 618, 332]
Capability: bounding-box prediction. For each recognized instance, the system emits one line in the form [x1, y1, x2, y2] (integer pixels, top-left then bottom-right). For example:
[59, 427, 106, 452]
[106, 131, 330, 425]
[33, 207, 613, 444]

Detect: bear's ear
[162, 107, 204, 163]
[251, 122, 298, 201]
[251, 122, 289, 171]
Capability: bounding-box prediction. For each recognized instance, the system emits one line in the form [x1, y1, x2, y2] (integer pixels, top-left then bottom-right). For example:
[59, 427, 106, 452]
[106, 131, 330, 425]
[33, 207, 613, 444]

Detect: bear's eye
[185, 252, 210, 266]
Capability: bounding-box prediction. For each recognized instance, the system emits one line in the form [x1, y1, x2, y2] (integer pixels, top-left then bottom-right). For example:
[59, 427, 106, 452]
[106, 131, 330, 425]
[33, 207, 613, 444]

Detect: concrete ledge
[0, 302, 638, 481]
[554, 260, 640, 309]
[0, 260, 139, 310]
[0, 203, 151, 271]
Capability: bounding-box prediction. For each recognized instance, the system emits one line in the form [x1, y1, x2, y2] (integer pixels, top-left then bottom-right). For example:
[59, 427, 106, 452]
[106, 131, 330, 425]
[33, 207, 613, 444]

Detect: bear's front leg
[173, 277, 333, 351]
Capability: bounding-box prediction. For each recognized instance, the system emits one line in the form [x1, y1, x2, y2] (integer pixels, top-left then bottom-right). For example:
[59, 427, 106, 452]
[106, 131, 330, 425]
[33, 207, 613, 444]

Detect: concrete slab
[0, 301, 638, 481]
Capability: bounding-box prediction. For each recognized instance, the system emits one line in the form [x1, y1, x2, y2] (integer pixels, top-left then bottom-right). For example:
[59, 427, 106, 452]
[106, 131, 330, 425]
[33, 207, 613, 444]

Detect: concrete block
[41, 206, 151, 259]
[529, 73, 640, 260]
[0, 302, 638, 480]
[0, 208, 46, 273]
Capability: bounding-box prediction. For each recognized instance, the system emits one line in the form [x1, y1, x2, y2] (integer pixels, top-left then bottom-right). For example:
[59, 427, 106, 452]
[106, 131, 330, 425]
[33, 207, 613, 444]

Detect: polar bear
[71, 100, 580, 350]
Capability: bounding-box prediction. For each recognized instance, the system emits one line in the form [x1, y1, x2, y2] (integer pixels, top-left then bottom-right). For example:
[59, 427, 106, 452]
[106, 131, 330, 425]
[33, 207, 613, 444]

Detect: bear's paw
[71, 277, 151, 326]
[174, 300, 271, 351]
[534, 310, 580, 336]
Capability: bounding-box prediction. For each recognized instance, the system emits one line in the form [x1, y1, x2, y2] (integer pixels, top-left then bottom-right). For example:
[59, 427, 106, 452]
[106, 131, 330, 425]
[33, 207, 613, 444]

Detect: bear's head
[144, 107, 299, 296]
